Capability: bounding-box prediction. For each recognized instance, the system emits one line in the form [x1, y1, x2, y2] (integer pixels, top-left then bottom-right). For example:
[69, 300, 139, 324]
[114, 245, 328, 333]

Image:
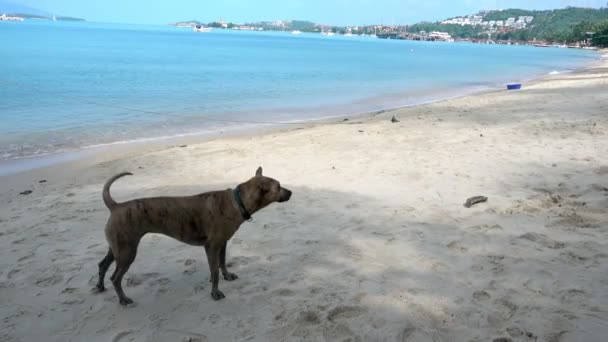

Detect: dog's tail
[103, 172, 132, 210]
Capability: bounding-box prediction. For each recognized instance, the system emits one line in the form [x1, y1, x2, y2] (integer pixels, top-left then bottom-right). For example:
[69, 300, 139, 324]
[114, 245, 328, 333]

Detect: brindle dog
[95, 167, 292, 305]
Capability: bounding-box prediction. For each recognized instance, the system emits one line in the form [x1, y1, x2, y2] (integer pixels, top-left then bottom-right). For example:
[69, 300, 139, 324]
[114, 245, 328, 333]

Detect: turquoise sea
[0, 20, 598, 171]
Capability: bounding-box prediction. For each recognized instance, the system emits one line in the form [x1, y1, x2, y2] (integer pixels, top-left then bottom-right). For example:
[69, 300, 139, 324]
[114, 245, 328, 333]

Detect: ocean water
[0, 20, 597, 168]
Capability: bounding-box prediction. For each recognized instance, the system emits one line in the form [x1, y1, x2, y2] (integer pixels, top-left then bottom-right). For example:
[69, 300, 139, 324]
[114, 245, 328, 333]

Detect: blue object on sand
[507, 83, 522, 90]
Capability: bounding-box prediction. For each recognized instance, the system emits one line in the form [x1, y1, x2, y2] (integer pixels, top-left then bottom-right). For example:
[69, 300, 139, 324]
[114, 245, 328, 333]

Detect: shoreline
[0, 50, 601, 178]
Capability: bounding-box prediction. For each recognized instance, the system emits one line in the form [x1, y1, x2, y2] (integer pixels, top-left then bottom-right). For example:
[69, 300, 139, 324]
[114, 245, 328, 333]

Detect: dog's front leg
[205, 244, 225, 300]
[220, 242, 238, 281]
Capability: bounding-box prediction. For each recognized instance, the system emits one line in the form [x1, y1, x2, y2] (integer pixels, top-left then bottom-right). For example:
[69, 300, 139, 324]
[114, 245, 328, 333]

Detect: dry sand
[1, 54, 607, 342]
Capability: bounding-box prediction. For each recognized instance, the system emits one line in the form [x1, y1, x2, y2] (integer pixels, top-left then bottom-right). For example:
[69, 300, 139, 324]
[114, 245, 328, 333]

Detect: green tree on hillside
[592, 27, 608, 47]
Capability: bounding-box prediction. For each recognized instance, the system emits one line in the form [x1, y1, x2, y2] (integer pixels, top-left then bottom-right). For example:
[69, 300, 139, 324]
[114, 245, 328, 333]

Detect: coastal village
[170, 8, 607, 49]
[441, 13, 534, 31]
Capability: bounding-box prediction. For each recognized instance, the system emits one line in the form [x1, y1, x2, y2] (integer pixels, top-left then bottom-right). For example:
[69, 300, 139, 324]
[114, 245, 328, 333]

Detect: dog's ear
[255, 167, 263, 177]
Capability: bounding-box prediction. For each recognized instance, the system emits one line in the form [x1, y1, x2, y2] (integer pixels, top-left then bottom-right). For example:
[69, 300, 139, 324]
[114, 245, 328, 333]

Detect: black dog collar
[233, 186, 252, 221]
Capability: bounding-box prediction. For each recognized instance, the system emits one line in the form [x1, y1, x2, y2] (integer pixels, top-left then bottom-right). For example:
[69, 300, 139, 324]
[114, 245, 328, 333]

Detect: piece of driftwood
[464, 196, 488, 208]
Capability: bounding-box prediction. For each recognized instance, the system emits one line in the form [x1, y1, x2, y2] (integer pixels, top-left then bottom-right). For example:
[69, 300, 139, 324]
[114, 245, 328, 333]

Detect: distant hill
[0, 1, 85, 21]
[409, 7, 608, 43]
[171, 20, 205, 27]
[486, 7, 608, 42]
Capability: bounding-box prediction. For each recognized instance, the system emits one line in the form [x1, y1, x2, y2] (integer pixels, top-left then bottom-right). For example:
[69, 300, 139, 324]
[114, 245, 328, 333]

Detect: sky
[12, 0, 608, 25]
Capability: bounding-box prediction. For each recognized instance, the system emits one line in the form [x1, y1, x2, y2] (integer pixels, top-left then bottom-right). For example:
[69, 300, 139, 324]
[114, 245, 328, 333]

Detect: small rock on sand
[464, 196, 488, 208]
[391, 116, 399, 123]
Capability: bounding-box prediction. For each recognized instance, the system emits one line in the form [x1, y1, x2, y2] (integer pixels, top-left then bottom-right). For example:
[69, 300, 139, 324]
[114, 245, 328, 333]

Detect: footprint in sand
[62, 297, 86, 305]
[111, 330, 133, 342]
[183, 267, 197, 276]
[299, 310, 321, 324]
[447, 241, 468, 253]
[150, 277, 171, 286]
[266, 253, 289, 262]
[61, 287, 78, 294]
[485, 255, 506, 275]
[322, 322, 360, 341]
[559, 288, 586, 303]
[467, 224, 503, 232]
[491, 298, 518, 321]
[273, 288, 296, 297]
[506, 327, 537, 341]
[560, 251, 589, 265]
[182, 258, 197, 275]
[87, 243, 101, 250]
[226, 255, 260, 268]
[593, 165, 608, 175]
[35, 274, 63, 287]
[194, 284, 206, 294]
[399, 325, 434, 342]
[517, 233, 565, 249]
[472, 290, 491, 301]
[126, 272, 161, 287]
[17, 253, 35, 262]
[182, 337, 206, 342]
[326, 305, 367, 322]
[548, 213, 599, 230]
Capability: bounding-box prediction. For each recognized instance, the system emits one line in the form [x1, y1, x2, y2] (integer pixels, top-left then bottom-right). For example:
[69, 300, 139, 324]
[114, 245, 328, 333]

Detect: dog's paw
[92, 285, 106, 293]
[223, 272, 238, 281]
[211, 289, 225, 301]
[119, 296, 134, 306]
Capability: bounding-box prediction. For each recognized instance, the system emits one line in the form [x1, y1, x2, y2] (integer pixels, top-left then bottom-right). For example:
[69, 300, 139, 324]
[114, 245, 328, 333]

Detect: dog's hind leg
[95, 247, 115, 292]
[220, 242, 238, 281]
[110, 244, 138, 306]
[205, 244, 225, 300]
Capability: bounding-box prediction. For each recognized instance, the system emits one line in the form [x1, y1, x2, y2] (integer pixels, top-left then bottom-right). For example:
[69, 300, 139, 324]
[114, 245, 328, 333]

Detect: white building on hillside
[428, 31, 454, 42]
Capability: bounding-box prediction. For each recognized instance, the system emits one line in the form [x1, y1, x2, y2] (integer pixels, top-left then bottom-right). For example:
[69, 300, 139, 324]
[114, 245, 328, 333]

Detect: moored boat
[193, 25, 212, 32]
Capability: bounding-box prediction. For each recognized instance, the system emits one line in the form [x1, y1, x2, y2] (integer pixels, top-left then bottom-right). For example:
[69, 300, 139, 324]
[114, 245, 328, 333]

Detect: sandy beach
[1, 53, 607, 341]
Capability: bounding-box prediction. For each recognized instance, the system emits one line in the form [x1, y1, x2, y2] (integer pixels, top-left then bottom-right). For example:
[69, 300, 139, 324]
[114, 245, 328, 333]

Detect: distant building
[428, 31, 454, 42]
[235, 25, 256, 30]
[439, 13, 531, 29]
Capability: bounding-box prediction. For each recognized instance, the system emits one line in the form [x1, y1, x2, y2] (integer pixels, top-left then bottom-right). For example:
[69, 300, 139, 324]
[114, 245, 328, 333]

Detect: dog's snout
[279, 188, 292, 202]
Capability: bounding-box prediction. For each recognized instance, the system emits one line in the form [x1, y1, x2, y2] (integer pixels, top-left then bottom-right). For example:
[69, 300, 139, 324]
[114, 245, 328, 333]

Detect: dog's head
[242, 167, 292, 211]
